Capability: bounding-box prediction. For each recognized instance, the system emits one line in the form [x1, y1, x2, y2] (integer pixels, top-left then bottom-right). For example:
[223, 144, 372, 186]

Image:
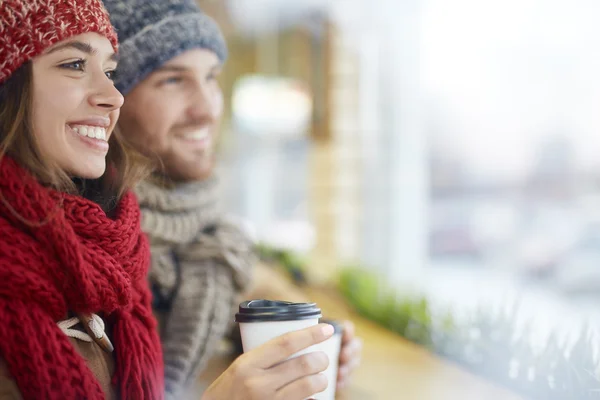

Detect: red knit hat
[0, 0, 118, 85]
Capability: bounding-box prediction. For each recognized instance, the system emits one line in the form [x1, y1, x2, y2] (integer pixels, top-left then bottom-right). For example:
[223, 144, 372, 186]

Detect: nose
[187, 83, 222, 123]
[88, 74, 124, 112]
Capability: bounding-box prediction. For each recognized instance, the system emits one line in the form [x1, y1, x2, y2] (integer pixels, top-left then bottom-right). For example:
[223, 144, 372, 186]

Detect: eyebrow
[46, 40, 119, 62]
[156, 65, 188, 73]
[155, 63, 222, 74]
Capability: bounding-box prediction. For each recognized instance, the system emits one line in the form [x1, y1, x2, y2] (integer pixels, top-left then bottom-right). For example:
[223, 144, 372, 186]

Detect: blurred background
[201, 0, 600, 345]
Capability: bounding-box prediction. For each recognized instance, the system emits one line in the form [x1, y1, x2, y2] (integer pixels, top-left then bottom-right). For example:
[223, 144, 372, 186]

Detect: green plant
[338, 267, 440, 347]
[338, 267, 600, 400]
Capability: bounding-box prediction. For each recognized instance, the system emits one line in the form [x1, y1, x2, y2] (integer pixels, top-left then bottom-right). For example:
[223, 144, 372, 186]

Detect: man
[104, 0, 362, 398]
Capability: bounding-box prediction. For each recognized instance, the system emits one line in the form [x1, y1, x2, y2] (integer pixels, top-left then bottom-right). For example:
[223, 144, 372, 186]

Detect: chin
[171, 159, 214, 182]
[192, 164, 215, 181]
[71, 162, 107, 180]
[175, 170, 211, 183]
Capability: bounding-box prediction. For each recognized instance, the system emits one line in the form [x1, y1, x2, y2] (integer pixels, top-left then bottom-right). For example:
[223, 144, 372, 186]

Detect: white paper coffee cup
[313, 320, 343, 400]
[235, 300, 325, 397]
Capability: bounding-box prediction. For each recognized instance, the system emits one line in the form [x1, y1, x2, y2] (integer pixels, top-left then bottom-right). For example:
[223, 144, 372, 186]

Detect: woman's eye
[60, 60, 86, 71]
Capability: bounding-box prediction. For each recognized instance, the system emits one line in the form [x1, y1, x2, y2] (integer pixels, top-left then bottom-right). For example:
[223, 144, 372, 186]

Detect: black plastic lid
[235, 300, 322, 323]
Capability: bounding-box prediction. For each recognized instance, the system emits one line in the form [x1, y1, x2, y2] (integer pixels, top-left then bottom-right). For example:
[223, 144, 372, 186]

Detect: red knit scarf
[0, 157, 164, 399]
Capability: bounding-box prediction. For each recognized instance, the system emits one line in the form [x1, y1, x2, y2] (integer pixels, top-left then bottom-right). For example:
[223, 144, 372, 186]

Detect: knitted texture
[0, 157, 164, 400]
[104, 0, 228, 96]
[135, 177, 255, 400]
[0, 0, 118, 85]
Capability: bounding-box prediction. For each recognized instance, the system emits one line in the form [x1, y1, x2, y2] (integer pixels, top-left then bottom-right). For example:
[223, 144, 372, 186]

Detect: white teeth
[184, 131, 209, 140]
[70, 124, 107, 141]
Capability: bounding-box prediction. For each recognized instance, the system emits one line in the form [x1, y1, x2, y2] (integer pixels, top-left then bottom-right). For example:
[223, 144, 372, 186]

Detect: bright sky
[420, 0, 600, 178]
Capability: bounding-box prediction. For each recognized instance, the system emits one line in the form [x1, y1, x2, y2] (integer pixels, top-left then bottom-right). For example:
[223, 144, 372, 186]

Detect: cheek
[120, 96, 178, 151]
[108, 109, 120, 134]
[31, 78, 84, 144]
[213, 90, 224, 119]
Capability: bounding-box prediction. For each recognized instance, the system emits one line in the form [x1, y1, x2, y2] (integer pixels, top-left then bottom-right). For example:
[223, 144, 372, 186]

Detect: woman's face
[118, 49, 224, 182]
[30, 32, 123, 179]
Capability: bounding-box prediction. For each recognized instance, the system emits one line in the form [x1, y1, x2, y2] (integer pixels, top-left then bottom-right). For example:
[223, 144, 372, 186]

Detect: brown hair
[0, 62, 150, 212]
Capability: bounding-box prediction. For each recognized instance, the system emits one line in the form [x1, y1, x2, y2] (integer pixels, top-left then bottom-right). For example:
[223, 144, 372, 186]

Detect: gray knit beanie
[104, 0, 228, 96]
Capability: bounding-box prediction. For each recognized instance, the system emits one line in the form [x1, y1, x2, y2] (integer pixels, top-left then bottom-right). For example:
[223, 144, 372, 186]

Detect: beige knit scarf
[135, 177, 255, 400]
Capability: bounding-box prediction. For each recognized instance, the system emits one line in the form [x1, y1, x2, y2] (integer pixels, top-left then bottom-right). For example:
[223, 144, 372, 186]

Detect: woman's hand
[202, 323, 334, 400]
[337, 320, 362, 390]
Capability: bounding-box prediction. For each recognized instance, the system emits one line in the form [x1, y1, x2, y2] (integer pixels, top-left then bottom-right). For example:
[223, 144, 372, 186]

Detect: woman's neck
[72, 177, 118, 216]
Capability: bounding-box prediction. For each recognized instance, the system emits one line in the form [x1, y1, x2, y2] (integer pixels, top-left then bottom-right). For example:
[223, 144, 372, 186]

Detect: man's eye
[105, 70, 117, 81]
[162, 76, 183, 85]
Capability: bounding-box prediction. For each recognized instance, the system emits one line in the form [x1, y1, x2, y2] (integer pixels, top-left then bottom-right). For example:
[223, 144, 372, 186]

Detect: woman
[0, 1, 163, 398]
[104, 0, 362, 399]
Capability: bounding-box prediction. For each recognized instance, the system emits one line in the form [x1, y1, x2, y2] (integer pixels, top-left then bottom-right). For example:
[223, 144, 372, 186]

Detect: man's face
[118, 48, 223, 182]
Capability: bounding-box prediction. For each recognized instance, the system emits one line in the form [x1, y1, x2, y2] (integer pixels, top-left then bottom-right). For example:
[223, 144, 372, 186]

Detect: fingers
[275, 373, 328, 400]
[337, 355, 360, 389]
[268, 351, 329, 390]
[337, 334, 362, 391]
[339, 337, 363, 365]
[251, 324, 335, 368]
[341, 320, 355, 344]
